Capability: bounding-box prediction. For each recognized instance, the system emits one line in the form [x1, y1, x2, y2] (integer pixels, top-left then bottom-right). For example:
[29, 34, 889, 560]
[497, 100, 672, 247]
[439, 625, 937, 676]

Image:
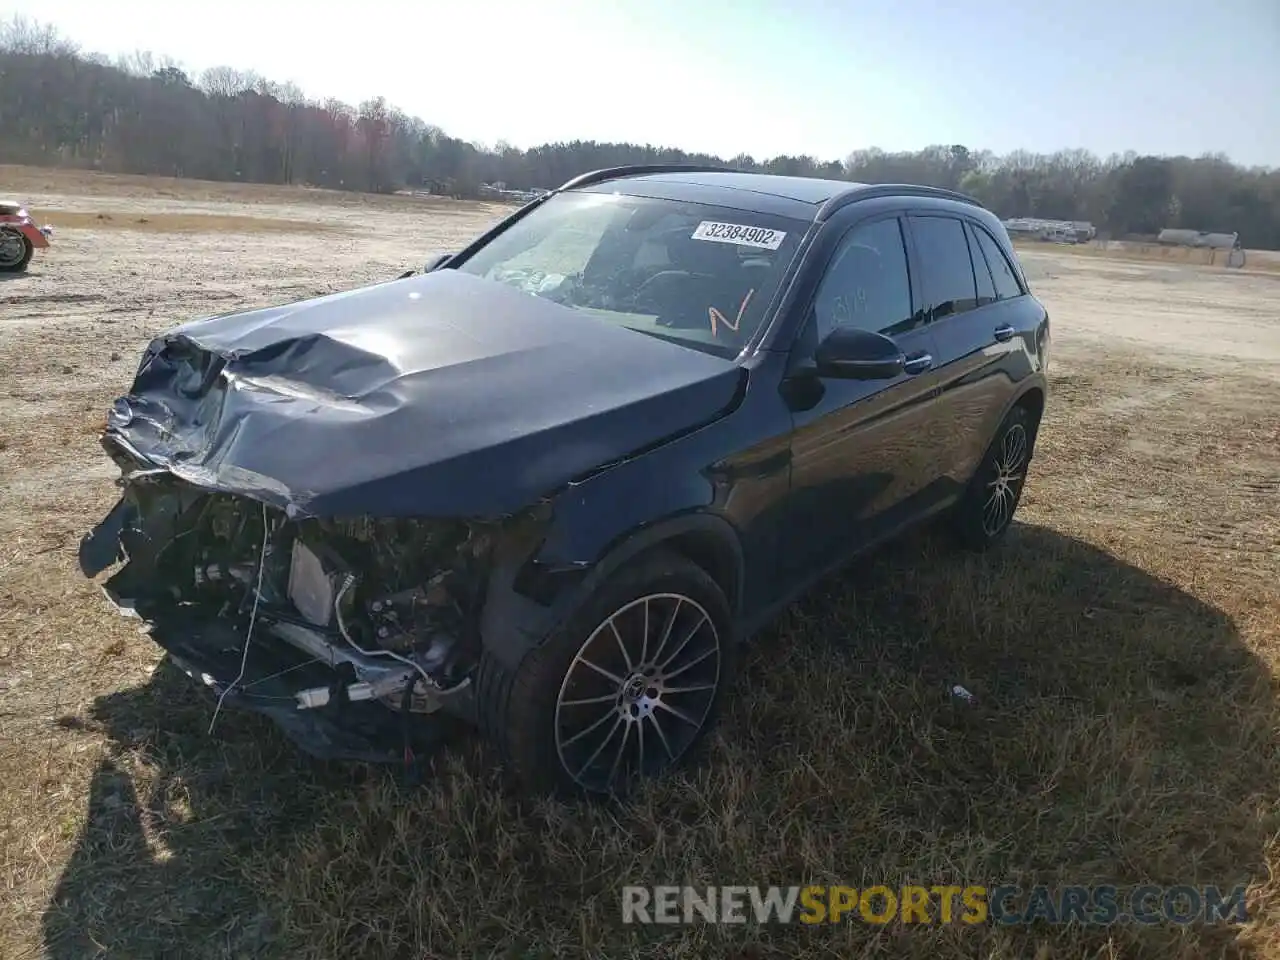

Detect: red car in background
[0, 200, 52, 272]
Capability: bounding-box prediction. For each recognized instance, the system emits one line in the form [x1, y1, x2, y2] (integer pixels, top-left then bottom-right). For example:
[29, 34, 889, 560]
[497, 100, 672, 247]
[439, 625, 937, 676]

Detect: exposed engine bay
[74, 261, 746, 768]
[83, 475, 503, 760]
[209, 497, 490, 706]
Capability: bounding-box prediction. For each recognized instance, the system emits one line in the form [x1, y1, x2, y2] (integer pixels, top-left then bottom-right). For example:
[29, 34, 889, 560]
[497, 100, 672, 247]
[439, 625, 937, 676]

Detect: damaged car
[80, 166, 1049, 796]
[0, 199, 52, 272]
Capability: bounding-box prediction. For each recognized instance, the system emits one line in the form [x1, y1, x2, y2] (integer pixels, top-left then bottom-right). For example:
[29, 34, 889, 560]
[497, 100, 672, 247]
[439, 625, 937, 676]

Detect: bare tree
[0, 14, 77, 55]
[0, 17, 1276, 247]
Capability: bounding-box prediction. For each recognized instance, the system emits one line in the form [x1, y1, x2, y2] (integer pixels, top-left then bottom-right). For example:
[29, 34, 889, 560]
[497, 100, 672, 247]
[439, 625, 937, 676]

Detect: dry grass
[26, 211, 345, 235]
[2, 164, 504, 215]
[1011, 238, 1280, 274]
[1, 175, 1279, 959]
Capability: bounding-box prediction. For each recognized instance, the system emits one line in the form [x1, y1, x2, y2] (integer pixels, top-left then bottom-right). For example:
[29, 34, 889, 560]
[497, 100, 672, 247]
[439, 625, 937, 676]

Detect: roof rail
[818, 182, 983, 219]
[556, 164, 739, 192]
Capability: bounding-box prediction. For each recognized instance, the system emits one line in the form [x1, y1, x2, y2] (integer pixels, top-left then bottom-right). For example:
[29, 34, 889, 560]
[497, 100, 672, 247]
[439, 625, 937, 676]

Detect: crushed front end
[80, 453, 499, 763]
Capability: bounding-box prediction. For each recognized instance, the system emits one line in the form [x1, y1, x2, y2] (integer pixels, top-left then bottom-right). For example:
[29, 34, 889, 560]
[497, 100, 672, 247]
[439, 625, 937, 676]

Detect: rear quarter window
[971, 224, 1025, 300]
[964, 222, 997, 307]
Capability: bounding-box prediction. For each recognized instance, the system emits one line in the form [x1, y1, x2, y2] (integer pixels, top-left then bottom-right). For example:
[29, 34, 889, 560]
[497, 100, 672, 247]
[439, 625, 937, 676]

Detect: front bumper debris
[80, 476, 484, 766]
[111, 596, 458, 764]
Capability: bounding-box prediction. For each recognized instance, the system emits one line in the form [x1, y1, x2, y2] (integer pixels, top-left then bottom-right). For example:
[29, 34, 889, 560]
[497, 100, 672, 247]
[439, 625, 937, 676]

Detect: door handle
[902, 352, 933, 375]
[994, 324, 1015, 342]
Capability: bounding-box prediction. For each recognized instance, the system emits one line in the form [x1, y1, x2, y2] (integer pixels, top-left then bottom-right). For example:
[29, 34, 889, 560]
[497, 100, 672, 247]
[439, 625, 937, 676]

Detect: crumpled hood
[106, 270, 743, 518]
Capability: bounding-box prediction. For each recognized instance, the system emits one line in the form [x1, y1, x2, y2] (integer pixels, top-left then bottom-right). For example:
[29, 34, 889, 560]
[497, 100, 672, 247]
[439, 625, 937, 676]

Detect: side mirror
[423, 252, 453, 273]
[813, 327, 905, 380]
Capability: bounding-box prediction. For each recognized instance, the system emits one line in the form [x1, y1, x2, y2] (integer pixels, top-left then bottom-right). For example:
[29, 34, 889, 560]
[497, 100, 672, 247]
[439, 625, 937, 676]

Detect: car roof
[625, 171, 856, 204]
[572, 167, 980, 222]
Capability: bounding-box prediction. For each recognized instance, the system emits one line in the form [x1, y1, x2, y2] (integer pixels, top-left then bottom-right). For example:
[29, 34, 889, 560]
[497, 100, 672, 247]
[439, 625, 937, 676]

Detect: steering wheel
[633, 270, 694, 304]
[632, 270, 710, 327]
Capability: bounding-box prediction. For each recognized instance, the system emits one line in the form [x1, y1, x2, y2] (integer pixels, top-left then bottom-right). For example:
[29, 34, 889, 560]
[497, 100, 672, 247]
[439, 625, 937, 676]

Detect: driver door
[780, 213, 951, 577]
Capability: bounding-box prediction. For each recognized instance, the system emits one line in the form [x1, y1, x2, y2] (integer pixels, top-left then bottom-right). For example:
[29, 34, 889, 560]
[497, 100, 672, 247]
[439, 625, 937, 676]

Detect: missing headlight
[287, 539, 337, 627]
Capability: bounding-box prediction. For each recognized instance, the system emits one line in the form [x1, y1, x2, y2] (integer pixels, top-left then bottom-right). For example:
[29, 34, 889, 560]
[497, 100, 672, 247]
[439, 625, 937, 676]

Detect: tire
[0, 230, 33, 273]
[949, 403, 1037, 551]
[475, 548, 735, 798]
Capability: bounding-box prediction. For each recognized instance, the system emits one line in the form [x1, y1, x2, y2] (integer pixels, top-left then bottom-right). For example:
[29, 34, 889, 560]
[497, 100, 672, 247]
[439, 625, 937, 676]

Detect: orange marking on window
[708, 288, 755, 337]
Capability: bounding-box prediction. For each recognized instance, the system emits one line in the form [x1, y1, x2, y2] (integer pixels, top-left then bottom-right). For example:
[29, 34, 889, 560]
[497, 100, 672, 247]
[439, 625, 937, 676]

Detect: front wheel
[475, 549, 735, 798]
[0, 230, 33, 273]
[949, 404, 1036, 550]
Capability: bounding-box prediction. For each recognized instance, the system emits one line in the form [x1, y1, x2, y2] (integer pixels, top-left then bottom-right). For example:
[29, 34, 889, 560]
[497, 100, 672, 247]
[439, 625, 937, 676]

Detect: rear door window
[909, 216, 978, 321]
[970, 224, 1025, 300]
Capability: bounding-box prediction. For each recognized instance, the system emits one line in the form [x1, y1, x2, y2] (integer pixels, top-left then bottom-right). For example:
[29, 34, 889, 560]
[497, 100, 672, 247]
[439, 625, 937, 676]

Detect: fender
[0, 212, 51, 249]
[474, 355, 790, 670]
[477, 511, 745, 670]
[558, 510, 746, 616]
[950, 375, 1047, 498]
[998, 373, 1048, 433]
[969, 373, 1047, 467]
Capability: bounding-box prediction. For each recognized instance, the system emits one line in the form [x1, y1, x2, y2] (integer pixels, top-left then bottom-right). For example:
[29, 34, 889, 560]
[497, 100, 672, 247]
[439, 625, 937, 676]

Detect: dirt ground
[1, 167, 1279, 959]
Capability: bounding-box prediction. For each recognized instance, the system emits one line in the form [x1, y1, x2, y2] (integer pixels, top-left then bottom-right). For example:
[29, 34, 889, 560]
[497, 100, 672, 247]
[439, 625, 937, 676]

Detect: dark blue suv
[80, 165, 1049, 797]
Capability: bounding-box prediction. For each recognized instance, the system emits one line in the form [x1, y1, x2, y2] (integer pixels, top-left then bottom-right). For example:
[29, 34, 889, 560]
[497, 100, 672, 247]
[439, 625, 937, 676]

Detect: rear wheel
[950, 404, 1036, 550]
[0, 230, 32, 272]
[475, 549, 734, 797]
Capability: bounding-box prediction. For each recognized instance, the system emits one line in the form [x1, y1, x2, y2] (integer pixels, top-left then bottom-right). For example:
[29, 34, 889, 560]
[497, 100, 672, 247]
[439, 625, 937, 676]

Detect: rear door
[904, 214, 1021, 492]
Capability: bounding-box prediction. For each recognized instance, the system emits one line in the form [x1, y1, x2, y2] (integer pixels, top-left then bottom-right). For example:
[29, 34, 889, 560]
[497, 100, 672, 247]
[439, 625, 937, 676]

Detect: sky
[10, 0, 1280, 167]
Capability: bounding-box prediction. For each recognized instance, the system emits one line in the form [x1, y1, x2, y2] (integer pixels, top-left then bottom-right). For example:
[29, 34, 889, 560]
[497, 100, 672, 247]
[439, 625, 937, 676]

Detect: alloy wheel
[0, 231, 26, 268]
[982, 422, 1028, 536]
[554, 592, 721, 794]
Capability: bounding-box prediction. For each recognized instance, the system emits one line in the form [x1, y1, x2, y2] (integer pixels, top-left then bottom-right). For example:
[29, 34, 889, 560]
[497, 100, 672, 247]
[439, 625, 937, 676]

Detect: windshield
[452, 192, 807, 358]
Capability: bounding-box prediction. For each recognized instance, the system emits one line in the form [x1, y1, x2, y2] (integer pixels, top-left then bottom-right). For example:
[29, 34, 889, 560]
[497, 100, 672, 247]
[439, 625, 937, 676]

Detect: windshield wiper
[620, 325, 730, 358]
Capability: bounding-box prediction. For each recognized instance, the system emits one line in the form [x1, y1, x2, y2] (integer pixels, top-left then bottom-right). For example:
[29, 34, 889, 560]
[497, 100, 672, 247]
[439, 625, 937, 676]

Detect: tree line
[2, 15, 1277, 248]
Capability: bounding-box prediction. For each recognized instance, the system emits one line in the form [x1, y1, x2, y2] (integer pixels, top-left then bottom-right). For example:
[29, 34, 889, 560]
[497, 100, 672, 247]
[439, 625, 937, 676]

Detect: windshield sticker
[708, 288, 755, 337]
[691, 221, 786, 250]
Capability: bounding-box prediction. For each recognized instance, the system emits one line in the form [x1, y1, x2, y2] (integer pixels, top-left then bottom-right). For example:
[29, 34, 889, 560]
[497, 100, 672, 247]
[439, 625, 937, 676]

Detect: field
[2, 165, 1279, 959]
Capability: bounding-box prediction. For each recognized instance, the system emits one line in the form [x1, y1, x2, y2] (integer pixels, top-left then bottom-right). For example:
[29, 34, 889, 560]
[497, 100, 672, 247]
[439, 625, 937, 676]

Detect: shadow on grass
[41, 523, 1277, 959]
